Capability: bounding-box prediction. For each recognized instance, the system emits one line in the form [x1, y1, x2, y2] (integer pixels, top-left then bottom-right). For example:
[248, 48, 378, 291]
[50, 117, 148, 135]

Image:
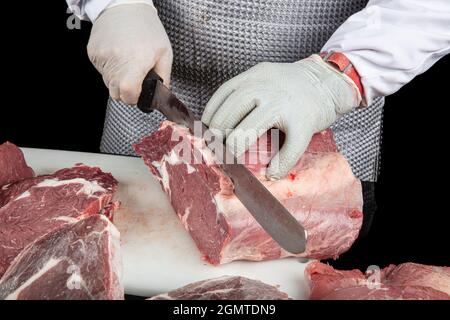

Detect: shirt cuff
[83, 0, 114, 21]
[85, 0, 155, 22]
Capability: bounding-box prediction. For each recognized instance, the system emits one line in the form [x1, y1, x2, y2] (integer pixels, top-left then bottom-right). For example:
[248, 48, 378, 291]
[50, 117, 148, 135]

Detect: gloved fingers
[86, 3, 173, 106]
[115, 64, 152, 105]
[153, 49, 173, 87]
[226, 104, 279, 158]
[101, 52, 172, 105]
[266, 124, 313, 180]
[208, 89, 262, 136]
[108, 79, 120, 101]
[202, 72, 250, 126]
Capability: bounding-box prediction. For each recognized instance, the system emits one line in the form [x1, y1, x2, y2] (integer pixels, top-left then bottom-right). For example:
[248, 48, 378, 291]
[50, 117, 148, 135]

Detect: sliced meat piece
[0, 142, 34, 188]
[0, 215, 123, 300]
[382, 262, 450, 296]
[134, 121, 363, 265]
[305, 261, 450, 300]
[304, 261, 368, 300]
[149, 276, 290, 300]
[0, 165, 119, 277]
[316, 285, 449, 300]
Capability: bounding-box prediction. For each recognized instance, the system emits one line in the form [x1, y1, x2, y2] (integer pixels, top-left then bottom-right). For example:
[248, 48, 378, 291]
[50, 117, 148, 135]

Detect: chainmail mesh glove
[87, 3, 172, 105]
[202, 54, 362, 180]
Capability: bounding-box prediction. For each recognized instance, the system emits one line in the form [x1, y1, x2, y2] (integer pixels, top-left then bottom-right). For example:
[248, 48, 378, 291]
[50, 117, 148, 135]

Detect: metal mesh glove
[202, 54, 362, 180]
[87, 3, 172, 105]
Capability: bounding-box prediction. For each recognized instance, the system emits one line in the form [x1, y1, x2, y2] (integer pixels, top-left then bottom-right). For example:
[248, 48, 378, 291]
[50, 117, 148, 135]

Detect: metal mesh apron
[100, 0, 384, 182]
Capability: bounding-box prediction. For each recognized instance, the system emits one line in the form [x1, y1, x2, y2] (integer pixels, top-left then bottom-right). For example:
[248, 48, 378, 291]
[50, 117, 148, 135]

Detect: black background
[1, 2, 449, 275]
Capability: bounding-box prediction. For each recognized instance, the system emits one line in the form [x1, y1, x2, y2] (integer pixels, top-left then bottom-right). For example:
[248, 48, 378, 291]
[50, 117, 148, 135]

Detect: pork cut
[0, 142, 34, 187]
[0, 164, 119, 277]
[0, 214, 123, 300]
[149, 276, 290, 300]
[134, 121, 363, 265]
[305, 261, 450, 300]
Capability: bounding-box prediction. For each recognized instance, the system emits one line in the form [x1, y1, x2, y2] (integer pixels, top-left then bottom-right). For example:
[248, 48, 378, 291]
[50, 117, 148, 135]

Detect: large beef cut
[149, 276, 290, 300]
[0, 142, 34, 187]
[134, 121, 363, 265]
[0, 214, 123, 300]
[306, 261, 450, 300]
[0, 164, 119, 277]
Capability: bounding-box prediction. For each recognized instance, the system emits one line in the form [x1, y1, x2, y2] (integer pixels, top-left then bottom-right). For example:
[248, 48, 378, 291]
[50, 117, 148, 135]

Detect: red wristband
[320, 51, 364, 97]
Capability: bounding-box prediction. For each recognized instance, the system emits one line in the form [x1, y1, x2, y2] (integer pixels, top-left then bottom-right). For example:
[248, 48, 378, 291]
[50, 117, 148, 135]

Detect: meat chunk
[305, 261, 450, 300]
[0, 142, 34, 187]
[382, 262, 450, 295]
[0, 165, 119, 277]
[149, 276, 290, 300]
[0, 215, 123, 300]
[134, 121, 363, 264]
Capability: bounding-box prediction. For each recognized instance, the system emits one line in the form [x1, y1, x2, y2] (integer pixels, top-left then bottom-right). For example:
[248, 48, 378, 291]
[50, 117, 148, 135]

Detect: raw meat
[306, 261, 450, 300]
[134, 121, 363, 265]
[0, 142, 34, 187]
[0, 214, 123, 300]
[149, 276, 290, 300]
[0, 165, 119, 277]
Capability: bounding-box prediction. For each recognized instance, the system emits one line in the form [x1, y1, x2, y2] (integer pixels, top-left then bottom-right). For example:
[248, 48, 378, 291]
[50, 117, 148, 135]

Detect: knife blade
[137, 70, 307, 254]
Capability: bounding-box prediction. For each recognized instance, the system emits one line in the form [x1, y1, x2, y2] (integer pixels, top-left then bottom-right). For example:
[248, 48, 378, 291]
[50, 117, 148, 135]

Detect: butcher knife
[136, 70, 307, 254]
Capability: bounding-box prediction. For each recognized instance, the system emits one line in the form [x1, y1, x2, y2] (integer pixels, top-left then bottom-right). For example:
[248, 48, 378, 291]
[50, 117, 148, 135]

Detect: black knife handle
[137, 70, 163, 113]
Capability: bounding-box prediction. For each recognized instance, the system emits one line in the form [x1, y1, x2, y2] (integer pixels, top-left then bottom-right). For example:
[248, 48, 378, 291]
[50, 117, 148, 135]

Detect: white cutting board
[21, 148, 311, 299]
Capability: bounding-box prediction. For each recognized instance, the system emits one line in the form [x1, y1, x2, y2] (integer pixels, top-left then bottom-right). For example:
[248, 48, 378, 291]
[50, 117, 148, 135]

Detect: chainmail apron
[100, 0, 384, 182]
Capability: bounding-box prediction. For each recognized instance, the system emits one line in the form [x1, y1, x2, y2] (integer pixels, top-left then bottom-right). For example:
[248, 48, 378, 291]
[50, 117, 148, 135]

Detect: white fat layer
[169, 150, 195, 173]
[14, 191, 31, 200]
[199, 287, 235, 295]
[66, 272, 83, 289]
[35, 178, 106, 196]
[5, 258, 61, 300]
[52, 216, 79, 224]
[166, 150, 181, 165]
[152, 149, 199, 197]
[105, 215, 124, 299]
[164, 150, 197, 174]
[186, 163, 195, 174]
[213, 194, 225, 216]
[151, 293, 173, 300]
[105, 216, 122, 266]
[154, 161, 171, 198]
[181, 207, 191, 230]
[8, 178, 105, 203]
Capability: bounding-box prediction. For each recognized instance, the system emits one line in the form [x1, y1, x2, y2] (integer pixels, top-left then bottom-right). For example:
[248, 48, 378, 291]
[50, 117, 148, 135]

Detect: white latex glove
[87, 3, 173, 105]
[202, 54, 362, 180]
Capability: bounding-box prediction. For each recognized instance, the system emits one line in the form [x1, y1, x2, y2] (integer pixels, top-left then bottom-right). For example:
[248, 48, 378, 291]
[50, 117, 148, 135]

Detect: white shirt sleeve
[66, 0, 154, 22]
[322, 0, 450, 106]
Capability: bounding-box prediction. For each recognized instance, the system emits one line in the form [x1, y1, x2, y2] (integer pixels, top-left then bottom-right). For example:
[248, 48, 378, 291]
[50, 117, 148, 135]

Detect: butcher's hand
[88, 3, 173, 105]
[202, 54, 362, 180]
